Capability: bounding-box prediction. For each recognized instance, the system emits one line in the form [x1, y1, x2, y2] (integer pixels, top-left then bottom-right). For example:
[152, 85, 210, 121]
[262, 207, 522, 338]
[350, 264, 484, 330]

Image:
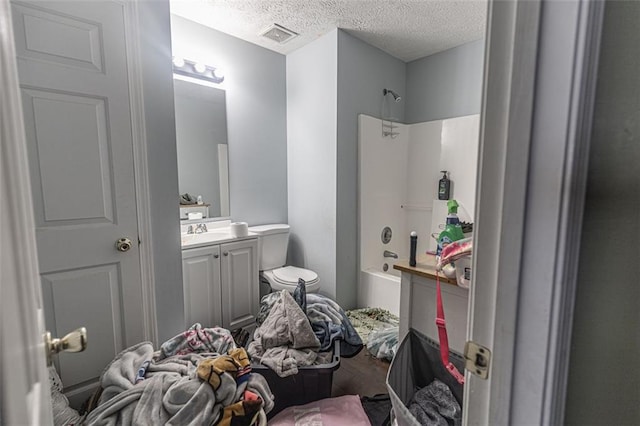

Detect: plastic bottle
[409, 231, 418, 267]
[438, 171, 451, 200]
[436, 200, 465, 256]
[445, 199, 462, 226]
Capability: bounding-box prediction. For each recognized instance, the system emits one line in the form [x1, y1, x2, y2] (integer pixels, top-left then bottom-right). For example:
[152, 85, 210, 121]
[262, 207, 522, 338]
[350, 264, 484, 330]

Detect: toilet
[248, 224, 320, 294]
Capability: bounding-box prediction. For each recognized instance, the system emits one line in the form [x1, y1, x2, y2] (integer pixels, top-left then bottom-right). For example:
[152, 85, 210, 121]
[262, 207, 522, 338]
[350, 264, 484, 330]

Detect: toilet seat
[273, 266, 318, 285]
[263, 266, 320, 293]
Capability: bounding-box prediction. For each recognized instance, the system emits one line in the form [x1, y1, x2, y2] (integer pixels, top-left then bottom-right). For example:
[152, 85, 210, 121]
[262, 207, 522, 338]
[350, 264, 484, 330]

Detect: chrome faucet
[383, 250, 398, 259]
[186, 223, 208, 234]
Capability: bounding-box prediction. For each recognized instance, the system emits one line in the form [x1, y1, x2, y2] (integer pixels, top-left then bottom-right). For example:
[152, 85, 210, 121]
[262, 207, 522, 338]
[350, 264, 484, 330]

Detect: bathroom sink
[180, 228, 236, 247]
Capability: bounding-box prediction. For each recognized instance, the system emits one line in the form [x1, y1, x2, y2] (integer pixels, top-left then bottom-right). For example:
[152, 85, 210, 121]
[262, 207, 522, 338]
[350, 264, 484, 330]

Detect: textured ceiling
[170, 0, 487, 62]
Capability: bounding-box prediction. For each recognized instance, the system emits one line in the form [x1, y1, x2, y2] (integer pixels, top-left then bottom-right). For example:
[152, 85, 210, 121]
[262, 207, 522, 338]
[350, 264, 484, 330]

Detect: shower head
[383, 88, 402, 102]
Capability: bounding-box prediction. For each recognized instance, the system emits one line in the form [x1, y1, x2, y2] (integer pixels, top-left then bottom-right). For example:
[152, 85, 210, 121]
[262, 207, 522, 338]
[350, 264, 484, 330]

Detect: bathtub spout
[383, 250, 398, 259]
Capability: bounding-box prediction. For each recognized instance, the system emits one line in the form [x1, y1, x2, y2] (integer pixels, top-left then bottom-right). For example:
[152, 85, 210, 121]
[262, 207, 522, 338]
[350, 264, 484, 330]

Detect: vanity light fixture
[172, 57, 224, 84]
[172, 57, 185, 68]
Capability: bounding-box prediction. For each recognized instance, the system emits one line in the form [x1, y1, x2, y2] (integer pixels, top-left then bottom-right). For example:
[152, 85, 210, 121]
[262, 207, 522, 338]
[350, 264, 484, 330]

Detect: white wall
[336, 31, 406, 308]
[438, 114, 480, 221]
[138, 0, 185, 342]
[287, 30, 338, 298]
[359, 115, 409, 274]
[406, 39, 485, 123]
[405, 120, 442, 255]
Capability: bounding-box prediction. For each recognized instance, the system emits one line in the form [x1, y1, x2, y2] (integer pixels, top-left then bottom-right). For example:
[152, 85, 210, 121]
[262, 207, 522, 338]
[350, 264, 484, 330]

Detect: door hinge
[464, 340, 491, 379]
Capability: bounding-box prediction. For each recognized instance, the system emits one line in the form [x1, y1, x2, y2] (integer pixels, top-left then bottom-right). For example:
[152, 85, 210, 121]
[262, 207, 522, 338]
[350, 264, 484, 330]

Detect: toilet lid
[272, 266, 318, 285]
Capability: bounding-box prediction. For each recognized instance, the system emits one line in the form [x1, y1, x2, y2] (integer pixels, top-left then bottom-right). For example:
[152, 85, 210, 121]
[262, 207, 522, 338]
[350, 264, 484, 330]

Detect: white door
[463, 1, 603, 424]
[12, 0, 144, 406]
[1, 0, 52, 422]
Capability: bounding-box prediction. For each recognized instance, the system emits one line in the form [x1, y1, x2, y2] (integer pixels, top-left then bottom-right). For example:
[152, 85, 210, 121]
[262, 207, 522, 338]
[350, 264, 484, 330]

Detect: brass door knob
[116, 237, 132, 252]
[44, 327, 87, 366]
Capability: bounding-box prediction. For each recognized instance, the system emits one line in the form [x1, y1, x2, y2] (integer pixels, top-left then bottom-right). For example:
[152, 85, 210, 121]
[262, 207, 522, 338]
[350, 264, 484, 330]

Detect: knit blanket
[85, 342, 274, 425]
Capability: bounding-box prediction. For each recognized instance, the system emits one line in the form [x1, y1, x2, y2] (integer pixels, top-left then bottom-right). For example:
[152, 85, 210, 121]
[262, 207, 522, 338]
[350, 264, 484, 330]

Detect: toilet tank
[248, 224, 290, 271]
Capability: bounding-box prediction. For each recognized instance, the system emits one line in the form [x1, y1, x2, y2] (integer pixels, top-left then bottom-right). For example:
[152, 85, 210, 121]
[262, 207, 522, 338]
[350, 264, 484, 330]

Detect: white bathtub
[357, 268, 401, 317]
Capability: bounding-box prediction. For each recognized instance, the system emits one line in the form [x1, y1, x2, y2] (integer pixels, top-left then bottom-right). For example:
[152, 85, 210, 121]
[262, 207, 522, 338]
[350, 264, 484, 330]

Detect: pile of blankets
[81, 324, 274, 426]
[248, 281, 363, 378]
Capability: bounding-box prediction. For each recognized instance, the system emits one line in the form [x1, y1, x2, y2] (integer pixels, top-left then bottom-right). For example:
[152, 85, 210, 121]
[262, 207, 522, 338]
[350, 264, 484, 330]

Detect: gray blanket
[256, 291, 363, 357]
[408, 379, 462, 426]
[248, 291, 320, 377]
[85, 342, 273, 425]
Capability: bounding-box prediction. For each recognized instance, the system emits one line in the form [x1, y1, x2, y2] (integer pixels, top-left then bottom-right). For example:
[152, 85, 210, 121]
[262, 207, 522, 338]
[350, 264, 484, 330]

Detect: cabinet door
[220, 239, 259, 330]
[182, 246, 223, 328]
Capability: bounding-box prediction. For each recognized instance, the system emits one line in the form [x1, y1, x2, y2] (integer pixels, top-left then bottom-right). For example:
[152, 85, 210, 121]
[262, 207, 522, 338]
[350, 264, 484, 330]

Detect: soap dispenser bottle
[438, 171, 451, 200]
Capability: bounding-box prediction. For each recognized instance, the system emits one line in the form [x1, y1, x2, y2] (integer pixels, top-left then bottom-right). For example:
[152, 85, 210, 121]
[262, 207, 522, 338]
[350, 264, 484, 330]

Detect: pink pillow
[268, 395, 371, 426]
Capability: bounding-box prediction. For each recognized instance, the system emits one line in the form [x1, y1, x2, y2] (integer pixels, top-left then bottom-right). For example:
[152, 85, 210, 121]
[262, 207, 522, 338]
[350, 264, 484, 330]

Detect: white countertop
[180, 220, 257, 249]
[181, 229, 257, 249]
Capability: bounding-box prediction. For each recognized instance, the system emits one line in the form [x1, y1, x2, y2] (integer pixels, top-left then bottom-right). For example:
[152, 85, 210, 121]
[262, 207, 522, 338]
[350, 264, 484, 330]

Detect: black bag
[386, 328, 465, 425]
[360, 394, 392, 426]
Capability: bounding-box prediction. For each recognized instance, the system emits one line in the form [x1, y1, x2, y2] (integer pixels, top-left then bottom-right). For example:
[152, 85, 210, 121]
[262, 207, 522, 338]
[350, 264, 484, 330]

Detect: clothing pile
[249, 280, 363, 377]
[76, 323, 274, 426]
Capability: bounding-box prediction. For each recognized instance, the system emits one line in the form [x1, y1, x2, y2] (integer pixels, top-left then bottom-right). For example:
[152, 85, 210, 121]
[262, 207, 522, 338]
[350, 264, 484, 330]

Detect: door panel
[12, 0, 143, 401]
[41, 264, 124, 390]
[221, 240, 258, 330]
[12, 2, 104, 72]
[182, 246, 223, 328]
[21, 88, 114, 225]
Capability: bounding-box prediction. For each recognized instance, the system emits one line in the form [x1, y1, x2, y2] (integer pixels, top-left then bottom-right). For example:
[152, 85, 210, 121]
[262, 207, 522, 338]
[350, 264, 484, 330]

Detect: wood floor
[332, 348, 390, 397]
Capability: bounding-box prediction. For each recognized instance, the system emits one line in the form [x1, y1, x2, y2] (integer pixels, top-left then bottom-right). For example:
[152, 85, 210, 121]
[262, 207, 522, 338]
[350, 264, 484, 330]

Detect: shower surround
[357, 114, 480, 315]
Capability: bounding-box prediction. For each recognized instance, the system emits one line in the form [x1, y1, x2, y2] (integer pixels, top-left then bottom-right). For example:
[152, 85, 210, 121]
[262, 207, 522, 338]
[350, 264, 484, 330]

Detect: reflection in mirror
[173, 77, 230, 220]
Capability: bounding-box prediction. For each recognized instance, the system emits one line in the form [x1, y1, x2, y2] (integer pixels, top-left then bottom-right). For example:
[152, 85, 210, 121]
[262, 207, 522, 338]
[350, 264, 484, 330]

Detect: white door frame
[121, 0, 158, 346]
[465, 0, 604, 424]
[0, 0, 53, 422]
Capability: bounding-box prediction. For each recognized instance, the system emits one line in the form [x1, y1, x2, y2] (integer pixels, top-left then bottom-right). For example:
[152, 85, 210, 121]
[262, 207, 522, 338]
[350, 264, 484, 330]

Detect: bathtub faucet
[383, 250, 398, 259]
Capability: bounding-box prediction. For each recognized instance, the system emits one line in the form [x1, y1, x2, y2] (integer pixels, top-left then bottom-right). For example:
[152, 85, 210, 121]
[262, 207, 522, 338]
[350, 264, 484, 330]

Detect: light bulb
[172, 57, 185, 68]
[194, 62, 207, 73]
[212, 68, 224, 80]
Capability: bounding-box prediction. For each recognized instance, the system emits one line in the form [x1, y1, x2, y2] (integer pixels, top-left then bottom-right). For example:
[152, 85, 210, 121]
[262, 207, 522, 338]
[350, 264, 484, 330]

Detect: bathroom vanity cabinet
[181, 237, 259, 331]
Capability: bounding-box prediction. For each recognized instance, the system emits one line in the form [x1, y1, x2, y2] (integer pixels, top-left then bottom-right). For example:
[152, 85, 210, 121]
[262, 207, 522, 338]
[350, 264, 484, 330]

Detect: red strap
[436, 272, 465, 384]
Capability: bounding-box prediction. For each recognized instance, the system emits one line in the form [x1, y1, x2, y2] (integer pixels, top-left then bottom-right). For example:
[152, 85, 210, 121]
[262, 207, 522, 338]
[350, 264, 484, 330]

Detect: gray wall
[287, 30, 338, 299]
[174, 80, 226, 217]
[170, 16, 288, 226]
[565, 1, 640, 424]
[336, 30, 406, 308]
[138, 1, 184, 342]
[406, 39, 484, 123]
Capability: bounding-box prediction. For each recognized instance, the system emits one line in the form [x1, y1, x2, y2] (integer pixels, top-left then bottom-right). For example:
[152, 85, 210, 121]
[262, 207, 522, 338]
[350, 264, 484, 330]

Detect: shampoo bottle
[409, 231, 418, 267]
[438, 171, 451, 200]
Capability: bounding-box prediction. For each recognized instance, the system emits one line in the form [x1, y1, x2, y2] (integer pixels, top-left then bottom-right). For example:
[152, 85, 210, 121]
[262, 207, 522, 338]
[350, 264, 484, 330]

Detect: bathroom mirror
[173, 77, 230, 220]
